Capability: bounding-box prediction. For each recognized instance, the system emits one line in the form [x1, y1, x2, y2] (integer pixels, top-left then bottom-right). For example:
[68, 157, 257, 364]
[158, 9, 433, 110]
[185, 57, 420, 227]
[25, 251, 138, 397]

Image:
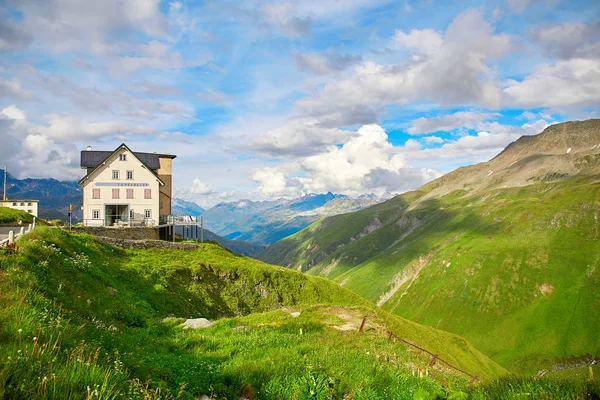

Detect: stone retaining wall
[95, 236, 198, 250]
[71, 226, 159, 240]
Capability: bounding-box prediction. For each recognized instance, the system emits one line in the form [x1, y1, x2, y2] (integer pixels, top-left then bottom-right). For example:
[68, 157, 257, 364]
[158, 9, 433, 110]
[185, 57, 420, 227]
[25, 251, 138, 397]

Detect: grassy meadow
[261, 176, 600, 375]
[0, 227, 529, 399]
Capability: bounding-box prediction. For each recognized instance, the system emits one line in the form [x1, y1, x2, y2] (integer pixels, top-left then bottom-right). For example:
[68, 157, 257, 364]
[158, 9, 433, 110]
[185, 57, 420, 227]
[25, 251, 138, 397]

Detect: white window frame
[129, 209, 135, 219]
[144, 189, 152, 199]
[92, 188, 100, 199]
[92, 210, 100, 219]
[126, 170, 133, 180]
[119, 154, 127, 161]
[144, 209, 152, 219]
[112, 170, 120, 180]
[126, 188, 134, 199]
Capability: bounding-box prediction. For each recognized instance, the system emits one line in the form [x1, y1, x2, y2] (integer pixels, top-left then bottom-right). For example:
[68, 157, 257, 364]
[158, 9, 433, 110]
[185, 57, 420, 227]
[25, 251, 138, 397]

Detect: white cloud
[249, 117, 355, 157]
[294, 50, 362, 75]
[252, 124, 441, 196]
[394, 28, 443, 56]
[530, 21, 600, 60]
[252, 167, 304, 197]
[408, 111, 494, 134]
[1, 105, 26, 120]
[0, 78, 35, 101]
[410, 119, 551, 166]
[423, 136, 444, 144]
[296, 9, 512, 127]
[175, 178, 215, 199]
[504, 59, 600, 108]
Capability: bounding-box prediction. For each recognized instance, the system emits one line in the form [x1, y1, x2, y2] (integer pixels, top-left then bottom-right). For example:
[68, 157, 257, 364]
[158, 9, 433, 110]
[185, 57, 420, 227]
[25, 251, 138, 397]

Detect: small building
[78, 143, 176, 227]
[0, 199, 39, 217]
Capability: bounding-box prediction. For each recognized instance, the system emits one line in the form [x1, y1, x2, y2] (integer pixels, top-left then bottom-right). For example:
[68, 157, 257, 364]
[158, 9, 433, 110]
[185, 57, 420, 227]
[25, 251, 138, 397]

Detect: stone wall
[95, 236, 198, 250]
[71, 226, 159, 240]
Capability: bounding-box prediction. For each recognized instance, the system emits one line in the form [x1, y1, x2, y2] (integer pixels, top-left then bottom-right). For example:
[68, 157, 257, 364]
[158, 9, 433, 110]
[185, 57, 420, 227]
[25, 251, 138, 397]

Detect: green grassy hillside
[0, 227, 513, 399]
[0, 207, 35, 224]
[260, 120, 600, 375]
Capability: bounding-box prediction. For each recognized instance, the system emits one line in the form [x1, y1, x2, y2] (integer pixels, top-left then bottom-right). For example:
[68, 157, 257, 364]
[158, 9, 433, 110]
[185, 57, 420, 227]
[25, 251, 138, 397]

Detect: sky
[0, 0, 599, 207]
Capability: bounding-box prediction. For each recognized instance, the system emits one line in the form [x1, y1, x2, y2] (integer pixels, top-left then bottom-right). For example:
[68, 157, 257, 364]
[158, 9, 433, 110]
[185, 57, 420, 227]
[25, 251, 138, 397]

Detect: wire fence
[358, 316, 478, 383]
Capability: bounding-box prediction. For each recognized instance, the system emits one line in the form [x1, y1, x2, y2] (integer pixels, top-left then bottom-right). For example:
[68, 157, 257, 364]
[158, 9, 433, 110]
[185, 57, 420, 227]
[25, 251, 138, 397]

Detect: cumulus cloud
[175, 178, 215, 198]
[530, 20, 600, 60]
[294, 50, 362, 75]
[0, 106, 80, 180]
[249, 117, 355, 157]
[252, 167, 304, 197]
[296, 9, 511, 127]
[504, 59, 600, 108]
[0, 105, 189, 180]
[408, 111, 495, 134]
[252, 124, 441, 196]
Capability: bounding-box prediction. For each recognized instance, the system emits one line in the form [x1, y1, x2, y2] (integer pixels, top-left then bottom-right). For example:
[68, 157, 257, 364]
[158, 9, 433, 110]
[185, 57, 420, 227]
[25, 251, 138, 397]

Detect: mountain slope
[0, 227, 507, 398]
[260, 119, 600, 374]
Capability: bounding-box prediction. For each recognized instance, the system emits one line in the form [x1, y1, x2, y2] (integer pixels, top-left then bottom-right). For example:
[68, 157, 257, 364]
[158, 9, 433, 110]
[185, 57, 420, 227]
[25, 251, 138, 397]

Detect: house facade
[0, 199, 39, 217]
[79, 144, 176, 227]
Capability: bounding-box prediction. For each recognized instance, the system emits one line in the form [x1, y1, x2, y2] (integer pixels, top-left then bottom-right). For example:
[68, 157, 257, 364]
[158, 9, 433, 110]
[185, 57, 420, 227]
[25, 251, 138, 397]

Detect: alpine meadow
[261, 119, 600, 376]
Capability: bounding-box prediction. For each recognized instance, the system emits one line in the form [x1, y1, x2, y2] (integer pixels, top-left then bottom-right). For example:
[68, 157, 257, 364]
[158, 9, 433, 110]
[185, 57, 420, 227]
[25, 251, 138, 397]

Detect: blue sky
[0, 0, 599, 207]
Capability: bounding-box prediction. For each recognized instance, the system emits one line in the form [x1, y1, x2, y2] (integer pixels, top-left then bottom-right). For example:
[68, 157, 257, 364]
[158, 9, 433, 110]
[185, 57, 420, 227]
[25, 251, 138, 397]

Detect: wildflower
[18, 329, 22, 334]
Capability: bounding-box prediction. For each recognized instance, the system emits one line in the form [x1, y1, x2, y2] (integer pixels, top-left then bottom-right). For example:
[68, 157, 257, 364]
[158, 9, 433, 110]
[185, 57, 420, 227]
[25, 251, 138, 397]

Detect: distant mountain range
[194, 192, 386, 246]
[0, 170, 82, 221]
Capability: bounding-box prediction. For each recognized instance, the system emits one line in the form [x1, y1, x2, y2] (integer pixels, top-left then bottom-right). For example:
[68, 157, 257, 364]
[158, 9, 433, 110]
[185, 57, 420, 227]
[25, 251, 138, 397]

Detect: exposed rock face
[183, 318, 214, 330]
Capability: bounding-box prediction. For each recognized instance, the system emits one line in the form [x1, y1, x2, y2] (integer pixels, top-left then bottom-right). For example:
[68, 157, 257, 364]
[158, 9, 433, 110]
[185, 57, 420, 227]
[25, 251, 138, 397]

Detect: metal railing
[80, 218, 156, 227]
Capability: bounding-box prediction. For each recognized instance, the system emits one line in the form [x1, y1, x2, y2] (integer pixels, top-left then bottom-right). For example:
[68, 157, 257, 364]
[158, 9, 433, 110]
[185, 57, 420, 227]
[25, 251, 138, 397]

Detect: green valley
[260, 120, 600, 375]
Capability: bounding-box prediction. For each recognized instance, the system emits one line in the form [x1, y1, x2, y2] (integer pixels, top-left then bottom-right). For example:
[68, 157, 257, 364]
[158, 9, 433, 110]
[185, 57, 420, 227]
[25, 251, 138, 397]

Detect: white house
[0, 199, 39, 217]
[78, 144, 176, 227]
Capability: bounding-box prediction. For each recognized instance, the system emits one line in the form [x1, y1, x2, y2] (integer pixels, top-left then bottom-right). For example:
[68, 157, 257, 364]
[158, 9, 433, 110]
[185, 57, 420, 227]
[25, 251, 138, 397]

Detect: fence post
[8, 230, 14, 244]
[32, 217, 36, 229]
[27, 224, 31, 233]
[19, 226, 24, 236]
[359, 316, 367, 332]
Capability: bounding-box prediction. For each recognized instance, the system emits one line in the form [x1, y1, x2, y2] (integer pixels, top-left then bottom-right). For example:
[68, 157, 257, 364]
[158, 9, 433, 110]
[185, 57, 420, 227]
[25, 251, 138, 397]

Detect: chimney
[86, 146, 92, 151]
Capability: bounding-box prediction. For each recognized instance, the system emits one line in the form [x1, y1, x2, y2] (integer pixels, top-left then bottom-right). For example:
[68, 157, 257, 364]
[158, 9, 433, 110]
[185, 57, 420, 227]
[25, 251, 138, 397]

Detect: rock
[183, 318, 214, 330]
[290, 311, 301, 318]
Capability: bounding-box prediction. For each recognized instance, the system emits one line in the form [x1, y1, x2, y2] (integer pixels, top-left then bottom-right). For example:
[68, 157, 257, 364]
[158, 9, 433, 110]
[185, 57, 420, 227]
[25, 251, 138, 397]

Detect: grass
[0, 208, 35, 224]
[0, 227, 514, 399]
[260, 176, 600, 375]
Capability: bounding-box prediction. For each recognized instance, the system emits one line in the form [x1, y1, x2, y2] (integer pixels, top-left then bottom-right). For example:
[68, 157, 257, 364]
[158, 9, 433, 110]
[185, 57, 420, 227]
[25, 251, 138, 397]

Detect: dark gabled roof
[80, 150, 175, 170]
[78, 143, 173, 187]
